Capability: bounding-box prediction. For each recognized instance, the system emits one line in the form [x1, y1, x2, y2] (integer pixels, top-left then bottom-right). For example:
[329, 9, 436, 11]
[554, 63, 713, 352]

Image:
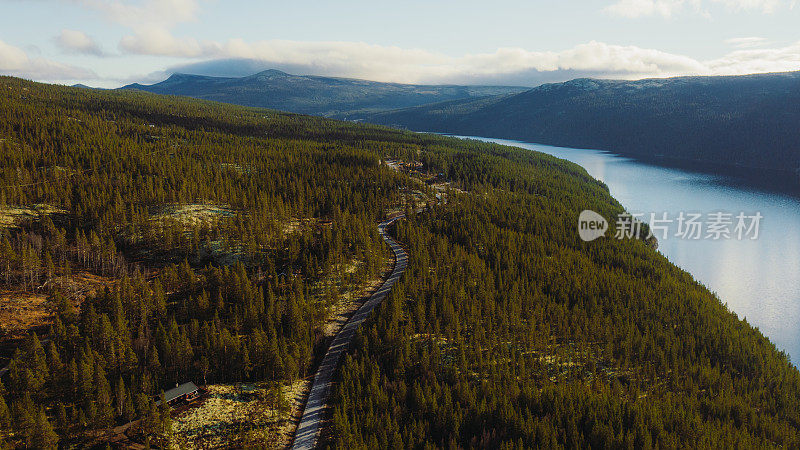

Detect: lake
[463, 136, 800, 366]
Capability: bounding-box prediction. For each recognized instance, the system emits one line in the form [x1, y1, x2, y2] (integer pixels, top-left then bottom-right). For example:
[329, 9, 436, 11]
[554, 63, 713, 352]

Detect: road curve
[291, 215, 408, 450]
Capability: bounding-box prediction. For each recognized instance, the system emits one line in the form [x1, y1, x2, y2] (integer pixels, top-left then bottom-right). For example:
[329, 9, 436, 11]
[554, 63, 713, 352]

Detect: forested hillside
[0, 76, 798, 449]
[367, 71, 800, 182]
[0, 76, 422, 447]
[329, 141, 800, 448]
[121, 70, 527, 120]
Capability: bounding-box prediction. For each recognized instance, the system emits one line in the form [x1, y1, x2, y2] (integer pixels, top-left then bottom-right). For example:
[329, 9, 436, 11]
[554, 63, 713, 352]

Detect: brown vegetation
[170, 382, 309, 449]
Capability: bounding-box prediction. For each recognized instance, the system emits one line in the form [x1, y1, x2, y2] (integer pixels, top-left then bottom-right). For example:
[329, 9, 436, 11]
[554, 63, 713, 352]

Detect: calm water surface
[463, 136, 800, 365]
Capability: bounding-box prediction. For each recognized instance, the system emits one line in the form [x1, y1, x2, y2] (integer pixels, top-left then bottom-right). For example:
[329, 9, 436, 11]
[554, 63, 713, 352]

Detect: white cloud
[117, 35, 712, 82]
[79, 0, 200, 28]
[73, 0, 209, 60]
[54, 29, 105, 56]
[711, 0, 782, 12]
[725, 37, 769, 48]
[0, 40, 29, 71]
[74, 0, 799, 86]
[117, 32, 800, 85]
[119, 26, 209, 56]
[5, 0, 800, 87]
[707, 41, 800, 74]
[606, 0, 785, 17]
[605, 0, 689, 18]
[0, 39, 95, 81]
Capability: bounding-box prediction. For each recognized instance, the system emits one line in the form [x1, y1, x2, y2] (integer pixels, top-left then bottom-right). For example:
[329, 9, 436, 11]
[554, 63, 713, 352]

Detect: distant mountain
[120, 70, 529, 119]
[368, 71, 800, 181]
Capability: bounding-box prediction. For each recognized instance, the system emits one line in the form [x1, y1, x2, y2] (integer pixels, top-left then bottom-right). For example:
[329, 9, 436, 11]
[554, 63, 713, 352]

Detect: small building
[156, 381, 200, 406]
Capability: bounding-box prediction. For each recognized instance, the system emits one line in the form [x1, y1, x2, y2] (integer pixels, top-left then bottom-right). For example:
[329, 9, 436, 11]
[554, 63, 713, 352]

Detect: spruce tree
[32, 407, 59, 449]
[0, 393, 11, 430]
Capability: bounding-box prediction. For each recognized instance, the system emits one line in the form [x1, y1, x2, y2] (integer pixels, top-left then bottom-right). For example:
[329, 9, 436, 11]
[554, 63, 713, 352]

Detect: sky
[1, 0, 800, 88]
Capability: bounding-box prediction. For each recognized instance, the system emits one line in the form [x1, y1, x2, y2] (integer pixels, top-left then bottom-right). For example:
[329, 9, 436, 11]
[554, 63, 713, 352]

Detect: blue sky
[1, 0, 799, 87]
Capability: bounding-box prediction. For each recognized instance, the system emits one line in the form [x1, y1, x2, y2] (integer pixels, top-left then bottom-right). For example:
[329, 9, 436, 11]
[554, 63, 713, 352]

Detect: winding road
[290, 214, 408, 450]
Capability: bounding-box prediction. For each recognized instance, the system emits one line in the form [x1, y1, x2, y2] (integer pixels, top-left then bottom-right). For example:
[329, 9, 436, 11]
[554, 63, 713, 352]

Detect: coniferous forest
[0, 76, 799, 448]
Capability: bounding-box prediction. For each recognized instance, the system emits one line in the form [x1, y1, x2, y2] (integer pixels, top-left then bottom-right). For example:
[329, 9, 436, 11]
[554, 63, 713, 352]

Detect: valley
[1, 75, 799, 449]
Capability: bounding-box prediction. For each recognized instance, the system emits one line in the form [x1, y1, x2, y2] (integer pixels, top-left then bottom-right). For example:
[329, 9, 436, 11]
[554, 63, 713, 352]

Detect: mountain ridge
[120, 70, 529, 119]
[366, 70, 800, 183]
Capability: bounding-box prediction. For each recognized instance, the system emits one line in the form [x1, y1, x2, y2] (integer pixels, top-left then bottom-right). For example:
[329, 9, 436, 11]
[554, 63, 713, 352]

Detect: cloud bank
[2, 0, 800, 86]
[120, 35, 800, 86]
[0, 39, 95, 81]
[96, 0, 798, 86]
[80, 0, 199, 28]
[725, 37, 770, 49]
[605, 0, 788, 18]
[54, 29, 106, 56]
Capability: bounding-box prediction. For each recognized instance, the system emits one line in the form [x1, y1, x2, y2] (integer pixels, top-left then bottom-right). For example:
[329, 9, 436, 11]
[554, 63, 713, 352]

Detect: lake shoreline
[451, 134, 800, 368]
[431, 132, 800, 198]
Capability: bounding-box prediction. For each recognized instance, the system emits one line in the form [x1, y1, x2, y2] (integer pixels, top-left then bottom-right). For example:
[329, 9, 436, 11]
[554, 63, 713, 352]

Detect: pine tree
[123, 395, 136, 423]
[0, 236, 12, 283]
[45, 341, 64, 389]
[0, 393, 11, 430]
[241, 345, 252, 380]
[152, 279, 167, 317]
[114, 378, 128, 418]
[31, 407, 58, 449]
[12, 394, 36, 444]
[94, 364, 115, 426]
[55, 402, 68, 434]
[44, 252, 55, 288]
[25, 334, 48, 394]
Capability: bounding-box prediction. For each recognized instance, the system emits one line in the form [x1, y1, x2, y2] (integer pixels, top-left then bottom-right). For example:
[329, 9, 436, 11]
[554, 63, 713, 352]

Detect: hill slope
[0, 77, 798, 448]
[121, 69, 528, 119]
[368, 71, 800, 180]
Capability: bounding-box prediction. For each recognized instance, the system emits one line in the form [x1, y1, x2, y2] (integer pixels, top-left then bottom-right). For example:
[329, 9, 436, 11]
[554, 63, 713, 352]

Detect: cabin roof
[162, 381, 199, 403]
